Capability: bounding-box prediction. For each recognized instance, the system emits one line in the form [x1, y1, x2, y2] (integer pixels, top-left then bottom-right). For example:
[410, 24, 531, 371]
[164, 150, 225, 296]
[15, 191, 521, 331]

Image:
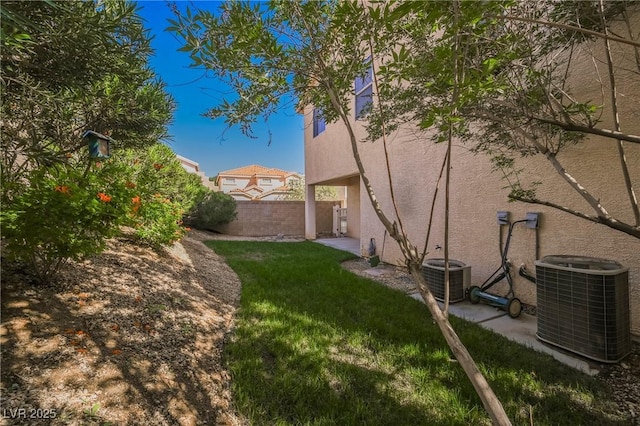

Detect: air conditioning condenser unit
[535, 255, 631, 363]
[422, 258, 471, 303]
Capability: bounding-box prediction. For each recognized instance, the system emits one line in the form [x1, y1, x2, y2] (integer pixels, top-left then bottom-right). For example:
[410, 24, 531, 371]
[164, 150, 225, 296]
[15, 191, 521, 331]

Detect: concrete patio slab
[413, 293, 509, 323]
[408, 294, 599, 375]
[480, 310, 599, 375]
[313, 240, 601, 375]
[314, 237, 361, 256]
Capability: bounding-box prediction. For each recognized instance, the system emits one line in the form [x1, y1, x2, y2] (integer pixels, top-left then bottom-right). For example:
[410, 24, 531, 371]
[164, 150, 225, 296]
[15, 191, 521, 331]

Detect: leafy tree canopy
[170, 0, 639, 238]
[283, 177, 340, 201]
[1, 0, 175, 198]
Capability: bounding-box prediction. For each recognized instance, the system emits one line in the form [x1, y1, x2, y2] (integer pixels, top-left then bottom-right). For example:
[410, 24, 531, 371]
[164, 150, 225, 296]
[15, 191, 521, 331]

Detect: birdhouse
[82, 130, 112, 159]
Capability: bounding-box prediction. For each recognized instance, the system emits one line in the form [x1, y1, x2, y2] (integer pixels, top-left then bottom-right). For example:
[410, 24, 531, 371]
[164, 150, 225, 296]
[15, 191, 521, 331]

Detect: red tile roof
[216, 165, 301, 200]
[218, 164, 294, 178]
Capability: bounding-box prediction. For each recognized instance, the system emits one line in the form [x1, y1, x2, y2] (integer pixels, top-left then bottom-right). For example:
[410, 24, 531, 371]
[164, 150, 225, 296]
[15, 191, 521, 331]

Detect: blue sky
[136, 1, 305, 178]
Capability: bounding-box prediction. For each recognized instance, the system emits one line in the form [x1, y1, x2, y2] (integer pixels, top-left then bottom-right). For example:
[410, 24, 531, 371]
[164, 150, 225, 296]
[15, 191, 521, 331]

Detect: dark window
[313, 108, 326, 137]
[355, 59, 373, 119]
[355, 85, 373, 119]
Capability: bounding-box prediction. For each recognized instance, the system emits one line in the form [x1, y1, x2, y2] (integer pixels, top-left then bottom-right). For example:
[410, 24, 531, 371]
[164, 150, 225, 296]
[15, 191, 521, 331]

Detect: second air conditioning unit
[535, 255, 631, 363]
[422, 258, 471, 303]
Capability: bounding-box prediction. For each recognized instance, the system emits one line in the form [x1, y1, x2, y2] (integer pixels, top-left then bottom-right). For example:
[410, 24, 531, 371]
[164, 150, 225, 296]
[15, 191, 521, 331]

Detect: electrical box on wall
[525, 212, 541, 229]
[497, 211, 509, 225]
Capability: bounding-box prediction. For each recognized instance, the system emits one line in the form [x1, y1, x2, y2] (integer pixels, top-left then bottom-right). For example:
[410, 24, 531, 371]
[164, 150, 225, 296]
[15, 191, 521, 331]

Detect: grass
[206, 240, 629, 426]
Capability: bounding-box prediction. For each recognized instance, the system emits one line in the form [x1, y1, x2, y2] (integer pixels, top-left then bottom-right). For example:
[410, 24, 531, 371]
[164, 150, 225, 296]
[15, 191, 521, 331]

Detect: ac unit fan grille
[422, 259, 469, 303]
[535, 258, 630, 363]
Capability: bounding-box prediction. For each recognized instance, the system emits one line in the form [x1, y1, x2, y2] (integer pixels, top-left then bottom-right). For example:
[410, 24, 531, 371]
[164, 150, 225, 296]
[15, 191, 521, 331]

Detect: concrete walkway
[314, 237, 361, 256]
[408, 293, 599, 375]
[313, 238, 600, 375]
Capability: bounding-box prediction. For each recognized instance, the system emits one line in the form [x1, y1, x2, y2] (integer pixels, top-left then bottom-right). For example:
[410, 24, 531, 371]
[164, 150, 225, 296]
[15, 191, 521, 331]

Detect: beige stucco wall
[216, 200, 340, 237]
[219, 177, 251, 193]
[303, 12, 640, 336]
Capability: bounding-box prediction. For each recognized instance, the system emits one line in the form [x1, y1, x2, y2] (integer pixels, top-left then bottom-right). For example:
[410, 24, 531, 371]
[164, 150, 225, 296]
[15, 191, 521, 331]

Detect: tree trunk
[408, 262, 512, 426]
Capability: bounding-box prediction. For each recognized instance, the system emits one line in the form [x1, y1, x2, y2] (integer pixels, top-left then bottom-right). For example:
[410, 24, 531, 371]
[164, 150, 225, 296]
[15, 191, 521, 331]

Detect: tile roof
[218, 164, 293, 178]
[217, 164, 301, 200]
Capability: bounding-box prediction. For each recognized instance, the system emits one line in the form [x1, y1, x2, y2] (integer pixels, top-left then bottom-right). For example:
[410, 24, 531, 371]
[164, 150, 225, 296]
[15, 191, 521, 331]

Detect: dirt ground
[1, 230, 244, 425]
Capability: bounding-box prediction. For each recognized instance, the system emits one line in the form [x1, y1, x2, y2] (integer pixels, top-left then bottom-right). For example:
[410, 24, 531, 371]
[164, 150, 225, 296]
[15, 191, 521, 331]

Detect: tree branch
[493, 14, 640, 48]
[512, 195, 640, 239]
[420, 149, 448, 264]
[474, 110, 624, 225]
[523, 114, 640, 144]
[598, 0, 640, 226]
[366, 13, 412, 255]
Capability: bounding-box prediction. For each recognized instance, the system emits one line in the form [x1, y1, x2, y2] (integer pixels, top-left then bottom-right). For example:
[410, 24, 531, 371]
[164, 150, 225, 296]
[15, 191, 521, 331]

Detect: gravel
[1, 230, 245, 425]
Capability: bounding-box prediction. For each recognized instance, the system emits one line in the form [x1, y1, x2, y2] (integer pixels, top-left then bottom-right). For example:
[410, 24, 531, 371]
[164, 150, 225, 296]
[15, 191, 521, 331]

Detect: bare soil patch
[1, 230, 244, 425]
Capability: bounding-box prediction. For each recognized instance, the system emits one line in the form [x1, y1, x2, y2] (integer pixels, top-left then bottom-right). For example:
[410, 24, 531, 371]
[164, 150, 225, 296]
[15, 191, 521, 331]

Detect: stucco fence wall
[215, 200, 340, 237]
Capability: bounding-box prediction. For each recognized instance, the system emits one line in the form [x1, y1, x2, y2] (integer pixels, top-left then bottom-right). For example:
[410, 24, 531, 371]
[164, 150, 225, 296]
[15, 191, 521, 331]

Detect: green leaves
[1, 143, 209, 283]
[1, 0, 174, 195]
[482, 57, 499, 74]
[168, 0, 373, 137]
[0, 162, 133, 282]
[186, 191, 237, 231]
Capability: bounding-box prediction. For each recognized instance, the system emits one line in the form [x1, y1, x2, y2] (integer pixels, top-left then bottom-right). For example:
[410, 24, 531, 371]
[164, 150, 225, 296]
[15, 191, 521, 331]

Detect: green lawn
[206, 240, 628, 426]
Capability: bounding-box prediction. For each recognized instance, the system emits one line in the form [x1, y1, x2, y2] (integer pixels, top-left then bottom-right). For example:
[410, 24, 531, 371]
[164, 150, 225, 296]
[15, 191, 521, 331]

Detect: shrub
[117, 144, 208, 213]
[114, 144, 208, 246]
[186, 191, 237, 231]
[0, 161, 136, 282]
[0, 143, 210, 282]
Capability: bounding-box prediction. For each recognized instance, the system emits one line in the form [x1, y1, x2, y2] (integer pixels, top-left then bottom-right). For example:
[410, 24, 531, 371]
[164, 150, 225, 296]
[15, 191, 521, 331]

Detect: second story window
[313, 108, 325, 137]
[355, 58, 373, 120]
[225, 178, 236, 184]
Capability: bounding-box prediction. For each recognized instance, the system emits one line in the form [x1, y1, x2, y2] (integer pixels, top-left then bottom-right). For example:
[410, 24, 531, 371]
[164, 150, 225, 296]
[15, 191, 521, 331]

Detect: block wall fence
[215, 200, 340, 237]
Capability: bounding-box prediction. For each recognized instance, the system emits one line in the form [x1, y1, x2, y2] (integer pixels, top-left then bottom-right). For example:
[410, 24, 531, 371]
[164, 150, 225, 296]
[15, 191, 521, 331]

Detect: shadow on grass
[208, 240, 630, 426]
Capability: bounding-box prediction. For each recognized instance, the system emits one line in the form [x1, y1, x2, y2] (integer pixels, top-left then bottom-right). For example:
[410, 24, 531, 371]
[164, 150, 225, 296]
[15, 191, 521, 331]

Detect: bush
[0, 143, 209, 282]
[0, 161, 137, 282]
[115, 144, 208, 246]
[186, 191, 237, 231]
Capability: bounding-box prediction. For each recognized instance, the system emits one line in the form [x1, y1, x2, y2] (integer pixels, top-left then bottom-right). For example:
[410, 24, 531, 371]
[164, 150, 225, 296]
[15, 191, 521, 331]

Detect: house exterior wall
[219, 177, 251, 194]
[216, 165, 303, 200]
[176, 155, 217, 190]
[303, 12, 640, 336]
[345, 176, 361, 241]
[305, 118, 359, 186]
[182, 163, 198, 174]
[215, 200, 340, 237]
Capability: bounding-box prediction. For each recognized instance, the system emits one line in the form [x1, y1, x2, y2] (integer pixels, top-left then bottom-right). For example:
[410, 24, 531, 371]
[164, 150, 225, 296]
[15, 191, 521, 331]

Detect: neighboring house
[176, 155, 217, 190]
[303, 13, 640, 338]
[215, 164, 302, 200]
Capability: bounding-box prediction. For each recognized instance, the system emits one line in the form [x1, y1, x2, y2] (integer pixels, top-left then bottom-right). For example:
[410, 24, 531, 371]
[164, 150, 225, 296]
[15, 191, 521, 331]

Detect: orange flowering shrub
[1, 161, 137, 283]
[97, 192, 112, 202]
[113, 144, 208, 246]
[54, 185, 71, 194]
[2, 144, 209, 282]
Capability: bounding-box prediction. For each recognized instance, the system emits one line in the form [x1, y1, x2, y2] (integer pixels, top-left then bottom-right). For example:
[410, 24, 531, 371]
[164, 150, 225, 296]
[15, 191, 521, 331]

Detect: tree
[185, 191, 238, 232]
[283, 177, 339, 201]
[1, 0, 178, 281]
[366, 0, 640, 239]
[1, 0, 174, 202]
[169, 1, 512, 423]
